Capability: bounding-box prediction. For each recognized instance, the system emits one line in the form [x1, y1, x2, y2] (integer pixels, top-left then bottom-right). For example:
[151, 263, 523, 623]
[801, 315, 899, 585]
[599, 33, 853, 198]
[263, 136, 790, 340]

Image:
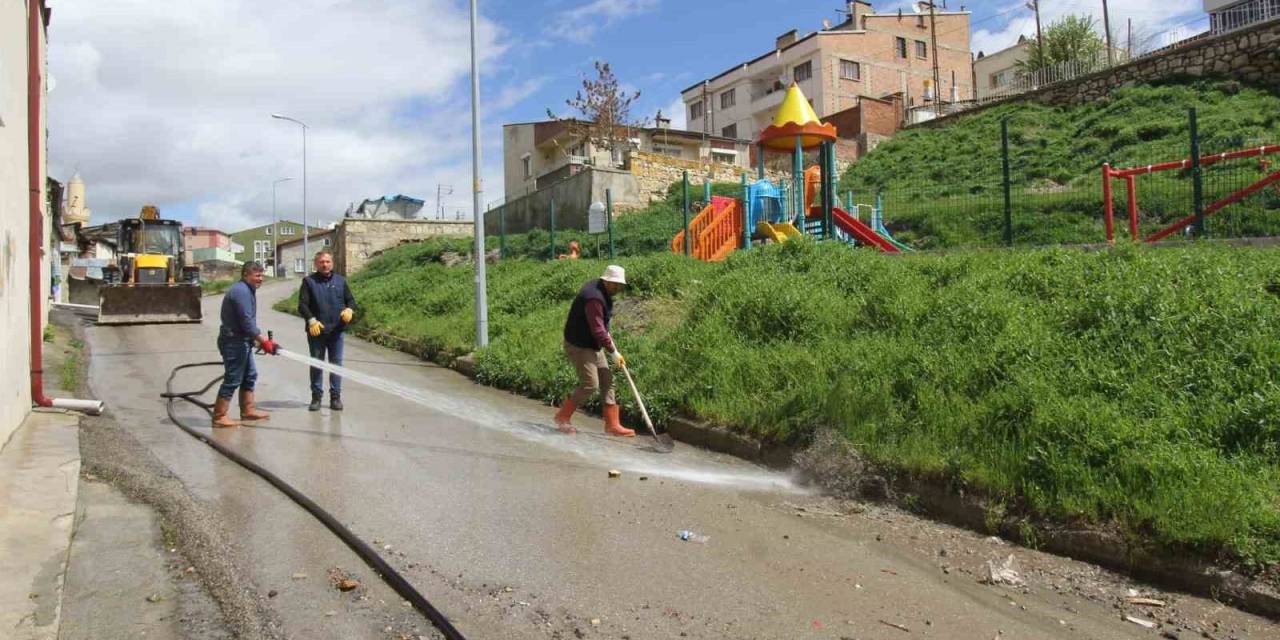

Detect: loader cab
[104, 219, 199, 286]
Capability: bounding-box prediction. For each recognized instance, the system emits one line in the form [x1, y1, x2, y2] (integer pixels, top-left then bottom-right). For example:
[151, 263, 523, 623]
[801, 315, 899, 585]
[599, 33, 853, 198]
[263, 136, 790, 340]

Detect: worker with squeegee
[213, 261, 280, 428]
[555, 265, 635, 437]
[298, 249, 356, 412]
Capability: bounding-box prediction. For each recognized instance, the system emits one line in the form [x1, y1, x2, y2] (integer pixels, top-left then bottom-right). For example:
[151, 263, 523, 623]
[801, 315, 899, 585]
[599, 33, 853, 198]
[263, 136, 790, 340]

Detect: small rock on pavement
[608, 469, 621, 478]
[145, 594, 164, 603]
[268, 590, 278, 598]
[337, 579, 360, 592]
[291, 573, 307, 580]
[590, 618, 601, 626]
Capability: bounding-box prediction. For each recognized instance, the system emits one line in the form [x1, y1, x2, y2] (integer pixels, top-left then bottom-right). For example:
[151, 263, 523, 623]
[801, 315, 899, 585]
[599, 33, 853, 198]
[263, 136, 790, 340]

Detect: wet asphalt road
[84, 281, 1274, 639]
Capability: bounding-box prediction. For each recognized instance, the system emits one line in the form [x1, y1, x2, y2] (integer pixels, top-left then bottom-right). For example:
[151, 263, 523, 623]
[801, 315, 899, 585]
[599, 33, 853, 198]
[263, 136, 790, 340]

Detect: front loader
[98, 207, 203, 325]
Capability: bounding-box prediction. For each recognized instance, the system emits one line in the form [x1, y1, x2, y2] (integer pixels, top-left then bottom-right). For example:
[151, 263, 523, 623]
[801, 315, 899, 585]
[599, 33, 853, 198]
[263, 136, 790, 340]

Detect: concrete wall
[914, 18, 1280, 129]
[1, 0, 46, 445]
[334, 218, 471, 275]
[277, 233, 334, 278]
[485, 166, 639, 236]
[629, 151, 786, 202]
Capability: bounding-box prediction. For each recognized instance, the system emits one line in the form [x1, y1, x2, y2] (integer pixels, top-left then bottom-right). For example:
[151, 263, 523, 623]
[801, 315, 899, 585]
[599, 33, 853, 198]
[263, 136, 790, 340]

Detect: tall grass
[344, 239, 1280, 567]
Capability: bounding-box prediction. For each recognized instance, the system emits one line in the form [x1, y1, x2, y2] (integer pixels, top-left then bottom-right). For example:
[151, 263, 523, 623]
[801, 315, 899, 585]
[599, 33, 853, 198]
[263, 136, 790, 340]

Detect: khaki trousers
[563, 341, 616, 406]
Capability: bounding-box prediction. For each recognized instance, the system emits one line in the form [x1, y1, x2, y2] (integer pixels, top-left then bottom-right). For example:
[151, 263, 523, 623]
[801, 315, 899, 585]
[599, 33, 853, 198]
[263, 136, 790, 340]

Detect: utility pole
[1102, 0, 1114, 66]
[468, 0, 488, 347]
[928, 1, 942, 103]
[1127, 18, 1133, 59]
[1029, 1, 1044, 68]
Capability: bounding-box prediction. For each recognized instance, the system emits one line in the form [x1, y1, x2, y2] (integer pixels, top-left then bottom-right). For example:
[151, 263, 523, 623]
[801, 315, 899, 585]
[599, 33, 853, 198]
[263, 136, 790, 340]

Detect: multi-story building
[277, 229, 334, 278]
[502, 117, 752, 201]
[973, 38, 1031, 101]
[681, 1, 973, 144]
[229, 220, 322, 275]
[1207, 0, 1280, 34]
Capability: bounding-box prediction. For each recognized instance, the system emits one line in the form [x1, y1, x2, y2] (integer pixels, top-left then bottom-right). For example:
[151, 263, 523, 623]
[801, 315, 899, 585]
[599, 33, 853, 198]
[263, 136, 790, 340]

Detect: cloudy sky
[48, 0, 1207, 232]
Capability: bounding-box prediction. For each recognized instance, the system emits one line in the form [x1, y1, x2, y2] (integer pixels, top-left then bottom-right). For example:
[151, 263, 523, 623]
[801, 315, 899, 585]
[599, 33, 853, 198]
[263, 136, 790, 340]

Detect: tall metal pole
[1102, 0, 1114, 66]
[1001, 117, 1013, 246]
[1190, 107, 1205, 237]
[469, 0, 488, 347]
[1031, 0, 1044, 68]
[928, 2, 942, 104]
[272, 177, 292, 276]
[271, 114, 309, 265]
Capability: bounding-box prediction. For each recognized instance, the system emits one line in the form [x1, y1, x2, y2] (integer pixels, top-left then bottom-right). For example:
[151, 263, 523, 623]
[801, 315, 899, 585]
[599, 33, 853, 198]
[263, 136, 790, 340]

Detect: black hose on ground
[161, 361, 467, 640]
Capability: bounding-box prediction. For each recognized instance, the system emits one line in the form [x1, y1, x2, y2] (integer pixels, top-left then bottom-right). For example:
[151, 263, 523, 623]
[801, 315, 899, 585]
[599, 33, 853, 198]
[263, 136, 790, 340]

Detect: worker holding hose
[298, 249, 356, 412]
[214, 261, 279, 428]
[555, 265, 635, 437]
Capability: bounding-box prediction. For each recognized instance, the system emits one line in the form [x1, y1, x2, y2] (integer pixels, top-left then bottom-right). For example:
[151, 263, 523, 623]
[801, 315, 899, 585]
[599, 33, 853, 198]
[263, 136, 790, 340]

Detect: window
[721, 124, 738, 139]
[990, 71, 1009, 88]
[322, 237, 331, 247]
[522, 155, 531, 179]
[689, 100, 704, 121]
[720, 88, 736, 110]
[916, 40, 928, 58]
[840, 59, 861, 81]
[264, 227, 272, 236]
[281, 226, 295, 236]
[793, 60, 812, 83]
[895, 37, 908, 59]
[294, 258, 304, 273]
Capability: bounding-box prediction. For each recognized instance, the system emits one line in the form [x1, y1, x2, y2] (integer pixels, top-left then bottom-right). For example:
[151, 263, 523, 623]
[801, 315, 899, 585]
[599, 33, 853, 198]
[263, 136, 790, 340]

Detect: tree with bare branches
[547, 61, 645, 167]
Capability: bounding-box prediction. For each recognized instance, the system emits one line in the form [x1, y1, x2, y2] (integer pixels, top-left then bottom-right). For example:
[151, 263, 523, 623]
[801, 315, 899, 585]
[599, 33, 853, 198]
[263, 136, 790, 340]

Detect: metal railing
[1210, 0, 1280, 35]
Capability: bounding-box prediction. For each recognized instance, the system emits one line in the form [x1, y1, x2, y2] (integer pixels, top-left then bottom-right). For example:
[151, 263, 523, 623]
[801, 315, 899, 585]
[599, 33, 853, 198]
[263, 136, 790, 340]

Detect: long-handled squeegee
[618, 363, 674, 453]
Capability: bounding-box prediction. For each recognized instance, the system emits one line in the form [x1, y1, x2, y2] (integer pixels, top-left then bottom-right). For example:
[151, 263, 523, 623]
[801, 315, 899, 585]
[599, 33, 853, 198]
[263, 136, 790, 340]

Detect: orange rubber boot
[211, 397, 240, 429]
[554, 399, 578, 434]
[603, 404, 635, 437]
[239, 390, 270, 422]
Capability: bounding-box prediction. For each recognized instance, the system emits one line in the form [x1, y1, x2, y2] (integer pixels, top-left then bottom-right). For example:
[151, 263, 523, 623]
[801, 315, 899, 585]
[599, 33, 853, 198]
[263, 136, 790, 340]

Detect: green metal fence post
[741, 172, 749, 250]
[499, 208, 506, 258]
[682, 170, 690, 256]
[606, 188, 615, 259]
[703, 178, 711, 205]
[1190, 107, 1205, 238]
[549, 198, 556, 260]
[1001, 117, 1013, 247]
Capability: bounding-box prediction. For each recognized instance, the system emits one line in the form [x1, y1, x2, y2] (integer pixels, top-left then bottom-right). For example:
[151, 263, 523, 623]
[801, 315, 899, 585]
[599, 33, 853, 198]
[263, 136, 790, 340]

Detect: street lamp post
[272, 177, 293, 277]
[469, 0, 489, 347]
[271, 113, 309, 267]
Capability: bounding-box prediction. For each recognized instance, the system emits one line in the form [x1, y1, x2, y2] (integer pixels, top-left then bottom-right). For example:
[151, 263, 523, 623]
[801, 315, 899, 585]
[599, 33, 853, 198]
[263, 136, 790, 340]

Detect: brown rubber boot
[211, 397, 240, 428]
[239, 390, 270, 422]
[554, 399, 578, 434]
[602, 404, 635, 437]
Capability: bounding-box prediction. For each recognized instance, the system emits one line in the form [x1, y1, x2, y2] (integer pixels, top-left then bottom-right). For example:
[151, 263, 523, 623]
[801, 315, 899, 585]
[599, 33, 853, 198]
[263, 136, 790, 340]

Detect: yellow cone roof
[772, 84, 822, 128]
[757, 83, 837, 151]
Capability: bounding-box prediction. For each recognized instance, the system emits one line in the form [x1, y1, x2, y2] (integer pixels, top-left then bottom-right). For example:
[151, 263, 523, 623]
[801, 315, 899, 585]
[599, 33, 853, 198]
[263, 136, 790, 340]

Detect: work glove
[610, 351, 626, 369]
[340, 307, 354, 324]
[308, 318, 323, 337]
[261, 339, 280, 355]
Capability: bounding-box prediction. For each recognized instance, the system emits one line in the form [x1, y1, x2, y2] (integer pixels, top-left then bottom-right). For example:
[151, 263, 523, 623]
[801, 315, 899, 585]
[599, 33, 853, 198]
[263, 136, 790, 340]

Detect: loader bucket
[97, 284, 203, 325]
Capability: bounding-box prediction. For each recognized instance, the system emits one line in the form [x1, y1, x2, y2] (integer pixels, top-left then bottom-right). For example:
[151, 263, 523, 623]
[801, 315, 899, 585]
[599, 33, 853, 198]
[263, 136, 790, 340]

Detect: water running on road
[274, 349, 800, 493]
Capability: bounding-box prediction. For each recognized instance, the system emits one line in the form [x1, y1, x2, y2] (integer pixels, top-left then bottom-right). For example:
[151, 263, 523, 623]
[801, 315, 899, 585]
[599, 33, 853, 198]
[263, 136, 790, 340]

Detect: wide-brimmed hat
[601, 265, 626, 285]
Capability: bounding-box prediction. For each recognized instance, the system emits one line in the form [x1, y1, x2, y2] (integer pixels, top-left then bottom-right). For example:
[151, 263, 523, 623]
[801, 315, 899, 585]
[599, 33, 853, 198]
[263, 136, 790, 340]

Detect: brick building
[681, 1, 972, 145]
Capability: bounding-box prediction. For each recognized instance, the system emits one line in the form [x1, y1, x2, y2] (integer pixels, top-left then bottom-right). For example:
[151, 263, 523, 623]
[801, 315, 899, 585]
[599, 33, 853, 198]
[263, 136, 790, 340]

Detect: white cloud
[47, 0, 510, 230]
[545, 0, 660, 44]
[662, 96, 687, 130]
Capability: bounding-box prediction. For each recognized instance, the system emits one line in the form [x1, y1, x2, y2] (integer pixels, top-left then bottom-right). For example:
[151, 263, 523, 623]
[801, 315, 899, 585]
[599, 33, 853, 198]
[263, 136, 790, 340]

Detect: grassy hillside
[839, 79, 1280, 248]
[333, 239, 1280, 568]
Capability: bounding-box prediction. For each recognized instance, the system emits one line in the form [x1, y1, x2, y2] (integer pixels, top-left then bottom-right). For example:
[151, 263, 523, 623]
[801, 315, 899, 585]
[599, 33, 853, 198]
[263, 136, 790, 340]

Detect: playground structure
[672, 84, 902, 261]
[1103, 143, 1280, 243]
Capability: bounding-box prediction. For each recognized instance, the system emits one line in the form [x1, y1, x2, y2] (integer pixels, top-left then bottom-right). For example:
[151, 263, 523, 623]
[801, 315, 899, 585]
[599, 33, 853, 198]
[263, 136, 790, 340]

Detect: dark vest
[563, 278, 613, 350]
[303, 272, 348, 334]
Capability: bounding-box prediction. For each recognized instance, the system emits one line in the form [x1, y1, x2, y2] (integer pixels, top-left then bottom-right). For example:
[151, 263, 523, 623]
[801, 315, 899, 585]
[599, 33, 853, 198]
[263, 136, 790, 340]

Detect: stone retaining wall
[334, 218, 471, 275]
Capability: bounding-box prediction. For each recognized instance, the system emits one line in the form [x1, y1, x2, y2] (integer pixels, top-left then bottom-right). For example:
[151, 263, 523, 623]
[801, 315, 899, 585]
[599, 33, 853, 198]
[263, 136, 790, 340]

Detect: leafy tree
[1019, 15, 1105, 71]
[547, 61, 645, 166]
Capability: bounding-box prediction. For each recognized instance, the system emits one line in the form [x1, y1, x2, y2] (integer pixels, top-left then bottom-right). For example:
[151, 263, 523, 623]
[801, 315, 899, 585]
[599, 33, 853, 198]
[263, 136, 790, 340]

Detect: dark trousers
[308, 331, 344, 395]
[217, 336, 256, 399]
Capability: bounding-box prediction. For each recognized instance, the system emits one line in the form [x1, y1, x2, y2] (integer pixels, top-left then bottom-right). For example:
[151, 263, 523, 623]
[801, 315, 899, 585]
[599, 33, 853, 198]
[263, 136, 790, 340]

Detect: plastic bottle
[677, 530, 709, 543]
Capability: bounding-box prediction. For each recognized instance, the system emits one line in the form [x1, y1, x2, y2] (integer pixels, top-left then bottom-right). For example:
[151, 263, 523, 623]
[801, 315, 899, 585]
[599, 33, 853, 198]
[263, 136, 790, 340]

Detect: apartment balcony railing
[1210, 0, 1280, 34]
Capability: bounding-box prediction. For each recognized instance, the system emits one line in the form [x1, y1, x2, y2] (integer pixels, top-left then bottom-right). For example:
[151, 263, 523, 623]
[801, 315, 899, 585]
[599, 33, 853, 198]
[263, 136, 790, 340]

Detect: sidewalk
[0, 410, 81, 639]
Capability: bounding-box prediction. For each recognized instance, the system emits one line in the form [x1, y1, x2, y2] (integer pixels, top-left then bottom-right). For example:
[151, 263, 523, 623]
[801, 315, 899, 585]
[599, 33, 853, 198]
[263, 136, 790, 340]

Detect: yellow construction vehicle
[98, 205, 203, 324]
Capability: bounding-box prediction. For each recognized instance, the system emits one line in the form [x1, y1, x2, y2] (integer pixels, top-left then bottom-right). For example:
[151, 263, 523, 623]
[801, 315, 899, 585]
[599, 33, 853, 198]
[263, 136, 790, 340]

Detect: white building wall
[0, 0, 45, 445]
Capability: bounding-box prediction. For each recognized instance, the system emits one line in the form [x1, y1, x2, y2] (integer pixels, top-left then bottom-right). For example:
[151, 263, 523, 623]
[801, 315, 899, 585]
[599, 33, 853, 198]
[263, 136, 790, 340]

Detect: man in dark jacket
[298, 250, 355, 411]
[555, 265, 634, 437]
[215, 261, 280, 428]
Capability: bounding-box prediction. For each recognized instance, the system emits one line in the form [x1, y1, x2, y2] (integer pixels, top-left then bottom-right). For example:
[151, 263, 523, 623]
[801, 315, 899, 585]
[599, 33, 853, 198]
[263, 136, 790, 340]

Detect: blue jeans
[308, 331, 344, 395]
[217, 335, 257, 399]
